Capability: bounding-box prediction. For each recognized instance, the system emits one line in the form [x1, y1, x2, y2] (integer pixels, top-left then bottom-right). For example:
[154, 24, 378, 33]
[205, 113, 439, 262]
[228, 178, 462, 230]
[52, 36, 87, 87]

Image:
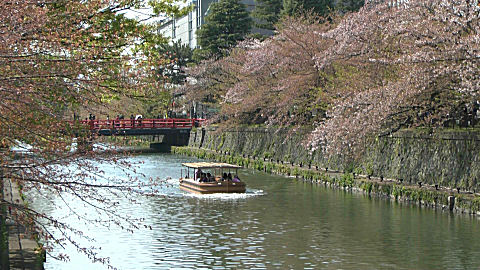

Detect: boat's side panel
[179, 185, 246, 194]
[179, 179, 246, 194]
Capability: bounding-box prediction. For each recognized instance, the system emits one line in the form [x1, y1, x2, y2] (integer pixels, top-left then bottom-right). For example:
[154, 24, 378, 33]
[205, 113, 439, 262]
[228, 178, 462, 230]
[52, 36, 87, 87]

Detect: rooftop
[182, 162, 242, 169]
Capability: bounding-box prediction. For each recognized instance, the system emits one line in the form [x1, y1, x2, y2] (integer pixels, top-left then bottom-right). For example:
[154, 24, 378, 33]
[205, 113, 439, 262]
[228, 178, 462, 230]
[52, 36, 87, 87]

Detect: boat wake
[183, 188, 265, 200]
[165, 177, 177, 185]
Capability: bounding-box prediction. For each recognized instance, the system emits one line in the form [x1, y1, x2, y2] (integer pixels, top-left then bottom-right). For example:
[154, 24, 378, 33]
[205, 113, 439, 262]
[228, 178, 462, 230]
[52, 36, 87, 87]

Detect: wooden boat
[179, 162, 246, 194]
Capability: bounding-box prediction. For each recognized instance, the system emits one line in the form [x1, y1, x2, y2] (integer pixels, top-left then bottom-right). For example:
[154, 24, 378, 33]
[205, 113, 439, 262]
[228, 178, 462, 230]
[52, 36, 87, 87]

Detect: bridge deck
[69, 118, 204, 136]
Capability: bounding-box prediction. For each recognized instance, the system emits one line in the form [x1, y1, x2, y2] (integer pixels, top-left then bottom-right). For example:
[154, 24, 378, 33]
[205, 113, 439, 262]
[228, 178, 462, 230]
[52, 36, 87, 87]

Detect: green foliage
[192, 48, 213, 63]
[281, 0, 334, 17]
[265, 162, 275, 173]
[470, 197, 480, 213]
[150, 0, 193, 17]
[353, 166, 363, 175]
[380, 184, 391, 195]
[263, 152, 273, 159]
[339, 173, 354, 188]
[139, 90, 172, 118]
[252, 0, 283, 30]
[195, 0, 252, 60]
[344, 163, 355, 173]
[362, 181, 373, 194]
[254, 160, 265, 171]
[391, 185, 402, 198]
[334, 0, 364, 14]
[218, 133, 226, 150]
[365, 162, 374, 176]
[157, 40, 194, 85]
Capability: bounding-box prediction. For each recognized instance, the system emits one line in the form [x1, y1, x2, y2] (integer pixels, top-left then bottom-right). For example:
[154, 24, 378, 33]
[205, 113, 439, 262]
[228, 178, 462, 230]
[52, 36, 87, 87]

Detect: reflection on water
[30, 154, 480, 270]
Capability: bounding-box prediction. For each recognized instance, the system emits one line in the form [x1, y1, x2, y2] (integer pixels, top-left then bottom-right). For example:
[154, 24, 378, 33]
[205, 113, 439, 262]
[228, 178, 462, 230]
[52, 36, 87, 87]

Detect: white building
[158, 0, 270, 49]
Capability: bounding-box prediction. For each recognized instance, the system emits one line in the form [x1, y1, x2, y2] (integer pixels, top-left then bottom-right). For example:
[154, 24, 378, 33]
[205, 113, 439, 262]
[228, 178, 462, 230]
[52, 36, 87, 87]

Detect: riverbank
[172, 146, 480, 216]
[1, 177, 45, 269]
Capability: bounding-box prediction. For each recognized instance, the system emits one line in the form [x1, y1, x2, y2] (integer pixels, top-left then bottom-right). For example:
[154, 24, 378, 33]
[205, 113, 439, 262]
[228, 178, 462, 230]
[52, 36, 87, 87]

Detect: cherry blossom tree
[183, 15, 337, 126]
[0, 0, 186, 266]
[310, 0, 480, 156]
[184, 0, 480, 159]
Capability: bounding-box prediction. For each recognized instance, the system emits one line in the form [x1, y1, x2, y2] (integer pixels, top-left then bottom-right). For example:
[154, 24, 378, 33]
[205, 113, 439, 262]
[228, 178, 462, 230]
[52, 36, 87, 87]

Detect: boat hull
[179, 178, 246, 194]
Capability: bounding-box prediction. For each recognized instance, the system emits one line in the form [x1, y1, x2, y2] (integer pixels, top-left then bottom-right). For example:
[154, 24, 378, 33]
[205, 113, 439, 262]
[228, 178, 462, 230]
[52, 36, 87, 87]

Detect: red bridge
[69, 118, 205, 150]
[71, 118, 204, 134]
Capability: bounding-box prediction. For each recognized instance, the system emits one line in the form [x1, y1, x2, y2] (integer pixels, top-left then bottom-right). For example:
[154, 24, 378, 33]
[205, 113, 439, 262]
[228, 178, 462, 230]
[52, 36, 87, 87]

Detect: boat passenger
[227, 173, 232, 181]
[196, 169, 202, 181]
[222, 173, 228, 181]
[233, 175, 240, 183]
[206, 173, 213, 182]
[200, 173, 207, 182]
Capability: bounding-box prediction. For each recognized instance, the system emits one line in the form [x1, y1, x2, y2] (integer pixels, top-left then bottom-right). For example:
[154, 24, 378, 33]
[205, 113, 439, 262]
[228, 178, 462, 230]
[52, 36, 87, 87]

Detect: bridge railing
[68, 118, 205, 131]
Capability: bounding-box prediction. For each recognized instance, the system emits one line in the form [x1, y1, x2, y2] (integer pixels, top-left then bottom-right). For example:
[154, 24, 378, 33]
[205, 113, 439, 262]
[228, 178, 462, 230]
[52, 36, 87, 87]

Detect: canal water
[30, 153, 480, 269]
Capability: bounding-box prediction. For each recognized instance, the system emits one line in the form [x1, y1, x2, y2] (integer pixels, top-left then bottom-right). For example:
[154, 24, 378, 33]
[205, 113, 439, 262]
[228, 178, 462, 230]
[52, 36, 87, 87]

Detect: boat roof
[181, 162, 242, 169]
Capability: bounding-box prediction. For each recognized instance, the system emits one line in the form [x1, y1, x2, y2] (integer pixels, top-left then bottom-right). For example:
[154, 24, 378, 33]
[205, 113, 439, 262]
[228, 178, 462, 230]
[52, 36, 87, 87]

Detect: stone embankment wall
[189, 127, 480, 191]
[1, 175, 45, 270]
[172, 146, 480, 215]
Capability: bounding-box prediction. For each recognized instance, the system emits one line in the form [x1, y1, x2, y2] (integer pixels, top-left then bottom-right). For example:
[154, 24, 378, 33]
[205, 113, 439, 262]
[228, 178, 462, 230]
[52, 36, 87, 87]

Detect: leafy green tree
[195, 0, 252, 61]
[158, 40, 194, 85]
[335, 0, 364, 13]
[252, 0, 283, 30]
[282, 0, 334, 17]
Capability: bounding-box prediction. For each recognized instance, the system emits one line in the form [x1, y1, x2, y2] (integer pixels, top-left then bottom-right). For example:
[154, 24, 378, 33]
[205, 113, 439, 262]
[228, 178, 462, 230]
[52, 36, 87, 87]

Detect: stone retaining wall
[2, 177, 45, 270]
[173, 146, 480, 215]
[189, 127, 480, 191]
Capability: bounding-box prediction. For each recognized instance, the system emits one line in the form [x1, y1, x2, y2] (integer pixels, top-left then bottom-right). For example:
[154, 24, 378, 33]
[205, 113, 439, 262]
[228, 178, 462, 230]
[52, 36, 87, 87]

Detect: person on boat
[233, 175, 240, 183]
[206, 173, 213, 182]
[222, 173, 228, 181]
[196, 169, 202, 181]
[227, 173, 232, 181]
[200, 173, 207, 182]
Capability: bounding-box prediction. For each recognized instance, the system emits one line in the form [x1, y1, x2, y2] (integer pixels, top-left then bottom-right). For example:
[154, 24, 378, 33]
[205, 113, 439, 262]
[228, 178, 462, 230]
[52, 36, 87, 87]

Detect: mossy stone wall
[189, 127, 480, 190]
[365, 129, 480, 190]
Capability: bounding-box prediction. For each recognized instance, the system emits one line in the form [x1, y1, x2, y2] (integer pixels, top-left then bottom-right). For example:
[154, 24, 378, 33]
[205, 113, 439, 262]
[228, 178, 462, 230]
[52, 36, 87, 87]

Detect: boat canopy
[181, 162, 242, 169]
